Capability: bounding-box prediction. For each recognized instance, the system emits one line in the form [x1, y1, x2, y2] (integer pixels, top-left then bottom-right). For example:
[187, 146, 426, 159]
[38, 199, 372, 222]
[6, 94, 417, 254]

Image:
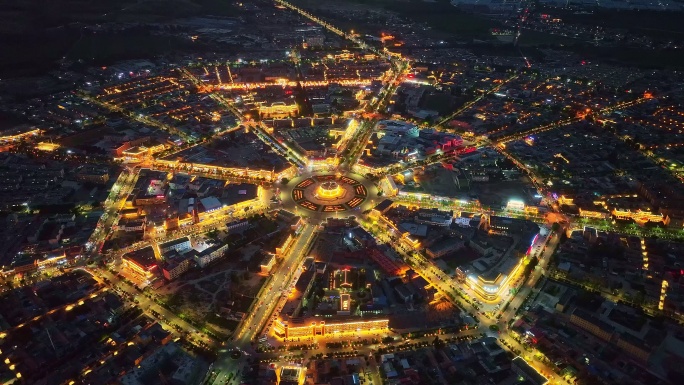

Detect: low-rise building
[194, 243, 228, 268]
[75, 166, 110, 184]
[117, 218, 145, 232]
[425, 237, 463, 258]
[616, 333, 653, 362]
[511, 357, 548, 385]
[415, 208, 453, 226]
[162, 253, 194, 281]
[569, 308, 614, 341]
[226, 219, 249, 233]
[159, 236, 191, 254]
[122, 247, 158, 281]
[260, 252, 276, 274]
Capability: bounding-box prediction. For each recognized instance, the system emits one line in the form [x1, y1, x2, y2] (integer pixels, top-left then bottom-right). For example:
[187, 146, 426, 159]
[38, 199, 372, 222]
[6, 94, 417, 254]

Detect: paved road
[500, 232, 560, 321]
[87, 168, 138, 256]
[90, 267, 217, 347]
[210, 223, 318, 385]
[367, 216, 568, 384]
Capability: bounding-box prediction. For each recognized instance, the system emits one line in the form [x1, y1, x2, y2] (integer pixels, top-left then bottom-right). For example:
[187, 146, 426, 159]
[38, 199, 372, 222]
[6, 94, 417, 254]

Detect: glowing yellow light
[315, 181, 345, 200]
[36, 142, 60, 152]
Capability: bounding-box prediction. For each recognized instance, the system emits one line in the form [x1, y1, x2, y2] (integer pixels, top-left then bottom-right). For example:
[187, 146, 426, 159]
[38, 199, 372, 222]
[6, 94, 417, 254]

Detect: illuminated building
[196, 184, 262, 224]
[659, 279, 668, 311]
[456, 215, 539, 301]
[276, 235, 295, 257]
[315, 181, 345, 200]
[152, 159, 296, 183]
[333, 50, 355, 61]
[122, 247, 158, 280]
[36, 142, 60, 152]
[0, 127, 42, 143]
[379, 176, 398, 197]
[402, 233, 421, 250]
[307, 156, 339, 171]
[611, 208, 670, 226]
[339, 293, 351, 315]
[204, 79, 372, 92]
[506, 199, 525, 212]
[460, 238, 530, 302]
[259, 253, 276, 274]
[7, 251, 70, 276]
[120, 208, 140, 219]
[273, 317, 388, 339]
[557, 195, 574, 206]
[120, 146, 150, 162]
[465, 270, 513, 302]
[258, 101, 299, 119]
[579, 208, 609, 219]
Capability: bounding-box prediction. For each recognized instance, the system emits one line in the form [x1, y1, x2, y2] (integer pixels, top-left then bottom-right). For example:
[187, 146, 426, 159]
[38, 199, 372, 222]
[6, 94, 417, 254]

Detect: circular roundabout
[288, 173, 373, 215]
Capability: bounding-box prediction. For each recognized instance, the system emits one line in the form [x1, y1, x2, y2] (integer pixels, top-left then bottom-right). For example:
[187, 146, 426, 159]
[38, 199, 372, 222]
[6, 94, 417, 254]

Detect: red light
[407, 74, 415, 79]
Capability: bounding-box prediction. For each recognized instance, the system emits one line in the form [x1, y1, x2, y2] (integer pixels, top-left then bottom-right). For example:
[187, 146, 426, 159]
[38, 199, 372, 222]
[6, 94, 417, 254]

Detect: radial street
[365, 215, 566, 384]
[210, 223, 318, 385]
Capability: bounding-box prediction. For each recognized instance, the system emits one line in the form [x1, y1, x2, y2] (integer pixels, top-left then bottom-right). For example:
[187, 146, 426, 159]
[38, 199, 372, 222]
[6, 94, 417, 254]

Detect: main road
[89, 267, 217, 347]
[499, 231, 560, 322]
[211, 223, 318, 385]
[365, 216, 565, 384]
[86, 168, 139, 257]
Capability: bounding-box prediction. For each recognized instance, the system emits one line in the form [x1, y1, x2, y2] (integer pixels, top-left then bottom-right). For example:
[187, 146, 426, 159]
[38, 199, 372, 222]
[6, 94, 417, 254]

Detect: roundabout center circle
[290, 174, 369, 213]
[316, 181, 345, 200]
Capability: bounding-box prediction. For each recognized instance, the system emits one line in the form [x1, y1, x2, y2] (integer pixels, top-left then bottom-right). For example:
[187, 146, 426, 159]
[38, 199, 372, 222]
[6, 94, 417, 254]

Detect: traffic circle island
[286, 173, 376, 217]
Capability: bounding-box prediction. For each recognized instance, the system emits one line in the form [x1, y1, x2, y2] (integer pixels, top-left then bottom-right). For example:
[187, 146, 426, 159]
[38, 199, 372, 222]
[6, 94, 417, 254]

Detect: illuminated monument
[289, 173, 372, 214]
[315, 181, 345, 200]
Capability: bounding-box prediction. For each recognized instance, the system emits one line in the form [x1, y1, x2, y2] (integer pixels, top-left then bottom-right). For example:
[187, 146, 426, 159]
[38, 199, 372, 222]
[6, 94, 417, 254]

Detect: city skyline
[0, 1, 683, 385]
